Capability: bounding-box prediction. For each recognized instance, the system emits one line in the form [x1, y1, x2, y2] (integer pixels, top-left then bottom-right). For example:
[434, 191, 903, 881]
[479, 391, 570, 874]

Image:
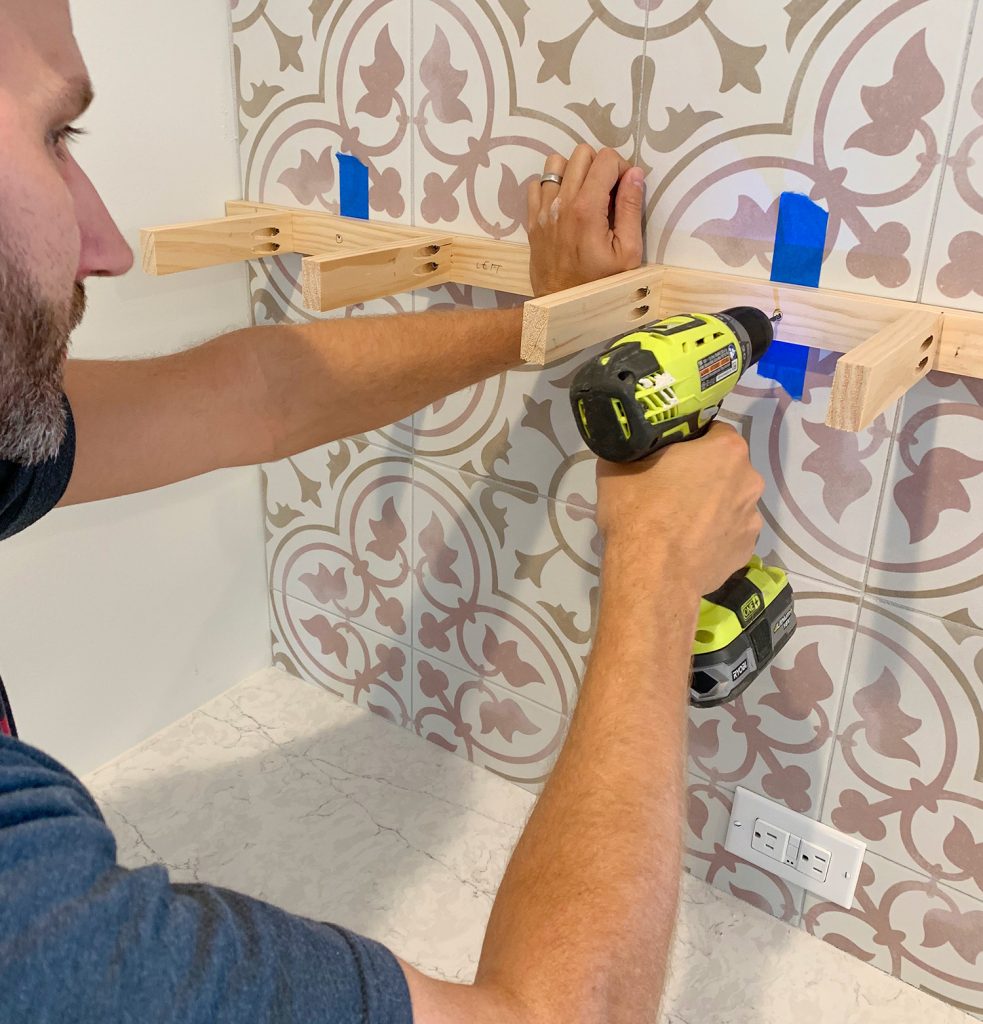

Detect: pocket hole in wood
[920, 336, 934, 351]
[420, 244, 441, 257]
[252, 243, 281, 256]
[632, 287, 651, 301]
[253, 227, 280, 239]
[632, 304, 651, 320]
[916, 355, 929, 372]
[414, 262, 441, 276]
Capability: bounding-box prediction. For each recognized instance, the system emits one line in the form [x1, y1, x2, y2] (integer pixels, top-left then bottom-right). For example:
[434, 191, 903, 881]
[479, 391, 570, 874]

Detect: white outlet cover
[725, 787, 867, 909]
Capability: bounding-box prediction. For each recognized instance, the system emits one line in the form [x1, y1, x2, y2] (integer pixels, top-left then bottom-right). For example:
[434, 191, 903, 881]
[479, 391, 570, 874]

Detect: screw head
[734, 821, 742, 828]
[843, 871, 850, 878]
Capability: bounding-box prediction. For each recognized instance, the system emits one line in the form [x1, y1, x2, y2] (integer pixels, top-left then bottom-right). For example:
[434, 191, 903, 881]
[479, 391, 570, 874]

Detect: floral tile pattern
[923, 9, 983, 311]
[265, 440, 414, 645]
[412, 652, 567, 793]
[823, 600, 983, 904]
[411, 460, 599, 719]
[721, 353, 894, 590]
[686, 774, 805, 925]
[271, 590, 412, 729]
[688, 576, 861, 816]
[644, 4, 974, 300]
[233, 2, 983, 1013]
[866, 373, 983, 629]
[803, 850, 983, 1018]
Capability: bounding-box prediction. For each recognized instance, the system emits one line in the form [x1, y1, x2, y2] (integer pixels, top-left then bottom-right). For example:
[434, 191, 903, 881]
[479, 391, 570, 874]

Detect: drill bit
[770, 309, 783, 325]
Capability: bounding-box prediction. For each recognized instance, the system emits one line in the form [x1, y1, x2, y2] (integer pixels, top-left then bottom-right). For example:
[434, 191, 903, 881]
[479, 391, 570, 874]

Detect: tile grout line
[915, 0, 980, 304]
[409, 0, 417, 235]
[810, 399, 903, 862]
[631, 7, 651, 170]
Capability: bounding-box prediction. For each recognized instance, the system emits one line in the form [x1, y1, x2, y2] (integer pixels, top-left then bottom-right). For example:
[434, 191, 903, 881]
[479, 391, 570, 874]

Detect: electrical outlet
[725, 787, 867, 909]
[796, 840, 831, 882]
[750, 819, 789, 861]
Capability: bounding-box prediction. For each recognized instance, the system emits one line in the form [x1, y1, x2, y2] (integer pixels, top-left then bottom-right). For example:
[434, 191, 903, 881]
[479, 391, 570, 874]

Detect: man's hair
[0, 236, 84, 465]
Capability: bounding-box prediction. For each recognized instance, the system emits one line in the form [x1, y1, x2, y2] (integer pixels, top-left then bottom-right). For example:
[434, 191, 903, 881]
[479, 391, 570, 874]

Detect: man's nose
[70, 157, 134, 279]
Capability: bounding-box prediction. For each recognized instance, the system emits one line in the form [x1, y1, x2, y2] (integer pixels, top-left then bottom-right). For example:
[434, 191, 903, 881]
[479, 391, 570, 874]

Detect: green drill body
[570, 307, 797, 708]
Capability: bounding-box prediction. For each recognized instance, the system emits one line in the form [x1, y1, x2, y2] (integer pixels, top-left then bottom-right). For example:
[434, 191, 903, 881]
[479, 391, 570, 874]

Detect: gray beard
[0, 243, 85, 466]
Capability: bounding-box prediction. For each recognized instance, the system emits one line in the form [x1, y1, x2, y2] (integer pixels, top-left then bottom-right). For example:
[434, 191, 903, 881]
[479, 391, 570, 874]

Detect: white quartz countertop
[84, 669, 972, 1024]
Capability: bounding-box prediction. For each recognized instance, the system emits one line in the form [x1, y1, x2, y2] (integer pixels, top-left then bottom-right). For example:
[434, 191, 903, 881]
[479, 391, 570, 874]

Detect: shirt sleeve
[0, 739, 414, 1024]
[0, 395, 77, 542]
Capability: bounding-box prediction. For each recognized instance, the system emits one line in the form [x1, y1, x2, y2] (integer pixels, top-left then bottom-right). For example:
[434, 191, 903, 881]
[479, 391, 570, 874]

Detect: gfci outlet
[725, 787, 866, 909]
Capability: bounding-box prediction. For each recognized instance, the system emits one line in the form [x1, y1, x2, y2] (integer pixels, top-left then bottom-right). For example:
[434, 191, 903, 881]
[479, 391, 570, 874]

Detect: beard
[0, 242, 85, 466]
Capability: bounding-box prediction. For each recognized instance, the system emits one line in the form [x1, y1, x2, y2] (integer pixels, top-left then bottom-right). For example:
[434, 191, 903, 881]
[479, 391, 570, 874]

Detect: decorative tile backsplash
[232, 1, 982, 1014]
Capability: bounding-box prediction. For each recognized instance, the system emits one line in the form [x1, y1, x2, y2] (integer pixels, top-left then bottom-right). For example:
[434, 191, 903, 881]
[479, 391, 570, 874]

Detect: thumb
[613, 167, 646, 267]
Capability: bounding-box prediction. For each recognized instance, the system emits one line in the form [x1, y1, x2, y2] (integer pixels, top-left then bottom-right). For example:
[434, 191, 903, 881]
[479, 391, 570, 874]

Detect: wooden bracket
[302, 235, 455, 312]
[825, 310, 944, 431]
[140, 213, 295, 275]
[141, 201, 983, 431]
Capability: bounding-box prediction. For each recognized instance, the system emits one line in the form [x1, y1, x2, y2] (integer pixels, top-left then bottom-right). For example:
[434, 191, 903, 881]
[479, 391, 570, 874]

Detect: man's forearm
[241, 306, 524, 461]
[475, 543, 699, 1024]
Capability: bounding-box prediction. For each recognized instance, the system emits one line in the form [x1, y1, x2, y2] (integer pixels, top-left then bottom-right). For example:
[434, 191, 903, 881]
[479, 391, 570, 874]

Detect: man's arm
[59, 146, 645, 506]
[399, 425, 765, 1024]
[59, 306, 522, 506]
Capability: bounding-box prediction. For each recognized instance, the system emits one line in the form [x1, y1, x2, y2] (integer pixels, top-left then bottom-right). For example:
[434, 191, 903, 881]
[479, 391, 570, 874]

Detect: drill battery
[690, 557, 797, 708]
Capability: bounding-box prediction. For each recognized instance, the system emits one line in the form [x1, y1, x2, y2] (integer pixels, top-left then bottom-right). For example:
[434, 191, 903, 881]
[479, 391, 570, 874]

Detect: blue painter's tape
[771, 192, 828, 289]
[337, 153, 369, 220]
[757, 191, 829, 399]
[755, 340, 810, 400]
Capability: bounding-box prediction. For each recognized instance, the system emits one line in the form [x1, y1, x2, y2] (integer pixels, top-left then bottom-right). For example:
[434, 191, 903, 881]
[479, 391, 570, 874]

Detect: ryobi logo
[731, 659, 749, 683]
[741, 594, 762, 621]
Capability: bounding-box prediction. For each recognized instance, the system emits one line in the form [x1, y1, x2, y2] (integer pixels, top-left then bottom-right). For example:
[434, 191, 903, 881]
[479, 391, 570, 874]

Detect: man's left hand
[527, 145, 646, 298]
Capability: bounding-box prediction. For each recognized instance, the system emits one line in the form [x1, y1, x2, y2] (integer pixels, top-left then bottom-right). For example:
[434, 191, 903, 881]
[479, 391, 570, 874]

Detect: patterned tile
[822, 600, 983, 903]
[412, 651, 567, 793]
[411, 0, 646, 238]
[271, 589, 412, 729]
[264, 440, 414, 645]
[716, 351, 895, 590]
[688, 575, 861, 816]
[923, 3, 983, 310]
[867, 373, 983, 628]
[235, 0, 415, 452]
[413, 283, 600, 503]
[411, 460, 599, 719]
[686, 774, 805, 925]
[407, 0, 647, 495]
[803, 850, 983, 1018]
[643, 3, 974, 300]
[234, 0, 411, 221]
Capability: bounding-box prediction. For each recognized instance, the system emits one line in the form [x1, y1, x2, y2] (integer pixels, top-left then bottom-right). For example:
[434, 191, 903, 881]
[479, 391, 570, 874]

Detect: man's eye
[49, 125, 86, 155]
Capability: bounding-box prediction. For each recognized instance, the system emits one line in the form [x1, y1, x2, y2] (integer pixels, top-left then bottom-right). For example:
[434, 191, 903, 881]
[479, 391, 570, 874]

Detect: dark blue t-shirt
[0, 395, 414, 1023]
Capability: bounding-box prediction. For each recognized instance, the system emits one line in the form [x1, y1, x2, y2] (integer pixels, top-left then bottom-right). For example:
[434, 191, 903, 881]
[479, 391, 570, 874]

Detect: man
[0, 2, 765, 1022]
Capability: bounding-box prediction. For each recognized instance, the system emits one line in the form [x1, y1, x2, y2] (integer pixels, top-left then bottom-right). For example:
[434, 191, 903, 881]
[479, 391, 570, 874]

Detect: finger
[528, 178, 542, 227]
[558, 143, 597, 204]
[538, 152, 568, 220]
[612, 167, 646, 266]
[578, 148, 631, 213]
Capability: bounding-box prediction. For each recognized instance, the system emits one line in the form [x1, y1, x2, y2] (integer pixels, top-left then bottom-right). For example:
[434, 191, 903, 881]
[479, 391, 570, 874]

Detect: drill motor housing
[570, 306, 797, 708]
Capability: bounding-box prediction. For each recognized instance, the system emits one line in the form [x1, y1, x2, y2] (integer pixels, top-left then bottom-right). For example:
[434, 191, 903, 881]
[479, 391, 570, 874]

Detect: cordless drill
[570, 307, 797, 708]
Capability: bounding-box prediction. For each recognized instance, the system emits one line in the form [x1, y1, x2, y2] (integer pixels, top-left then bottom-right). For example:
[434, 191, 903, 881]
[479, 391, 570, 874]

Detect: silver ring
[540, 173, 564, 187]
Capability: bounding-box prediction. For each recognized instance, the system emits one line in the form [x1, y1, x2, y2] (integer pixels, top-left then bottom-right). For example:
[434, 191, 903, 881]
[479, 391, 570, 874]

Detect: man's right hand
[595, 422, 765, 599]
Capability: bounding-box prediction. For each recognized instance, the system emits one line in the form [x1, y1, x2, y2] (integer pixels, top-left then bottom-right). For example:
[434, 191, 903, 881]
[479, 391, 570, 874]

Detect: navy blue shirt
[0, 396, 414, 1022]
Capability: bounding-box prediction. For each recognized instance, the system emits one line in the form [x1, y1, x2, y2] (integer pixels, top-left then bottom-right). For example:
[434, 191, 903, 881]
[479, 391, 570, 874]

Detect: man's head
[0, 0, 132, 465]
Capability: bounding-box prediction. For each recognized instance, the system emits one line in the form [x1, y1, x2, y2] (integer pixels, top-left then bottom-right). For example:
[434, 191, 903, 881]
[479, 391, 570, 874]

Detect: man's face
[0, 0, 132, 465]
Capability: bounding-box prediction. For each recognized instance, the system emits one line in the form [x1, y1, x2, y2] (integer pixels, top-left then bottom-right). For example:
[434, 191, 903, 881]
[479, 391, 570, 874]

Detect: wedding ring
[540, 173, 564, 186]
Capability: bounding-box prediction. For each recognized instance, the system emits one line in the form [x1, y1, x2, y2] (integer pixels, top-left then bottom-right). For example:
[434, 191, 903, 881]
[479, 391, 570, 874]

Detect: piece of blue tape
[757, 191, 829, 400]
[337, 153, 369, 220]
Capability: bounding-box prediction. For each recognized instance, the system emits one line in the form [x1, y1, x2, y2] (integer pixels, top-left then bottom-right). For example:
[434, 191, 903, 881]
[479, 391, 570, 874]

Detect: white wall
[0, 1, 269, 775]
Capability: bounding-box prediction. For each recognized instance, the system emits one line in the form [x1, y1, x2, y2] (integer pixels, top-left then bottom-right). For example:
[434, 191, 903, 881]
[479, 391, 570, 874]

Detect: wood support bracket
[141, 201, 983, 431]
[825, 310, 944, 432]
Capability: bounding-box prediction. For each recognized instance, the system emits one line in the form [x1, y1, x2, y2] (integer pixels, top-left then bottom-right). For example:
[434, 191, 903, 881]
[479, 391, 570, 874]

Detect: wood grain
[302, 236, 455, 311]
[825, 311, 943, 431]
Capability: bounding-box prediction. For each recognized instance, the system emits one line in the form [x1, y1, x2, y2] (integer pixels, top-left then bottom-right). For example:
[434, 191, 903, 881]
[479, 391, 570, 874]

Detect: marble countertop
[84, 668, 972, 1024]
